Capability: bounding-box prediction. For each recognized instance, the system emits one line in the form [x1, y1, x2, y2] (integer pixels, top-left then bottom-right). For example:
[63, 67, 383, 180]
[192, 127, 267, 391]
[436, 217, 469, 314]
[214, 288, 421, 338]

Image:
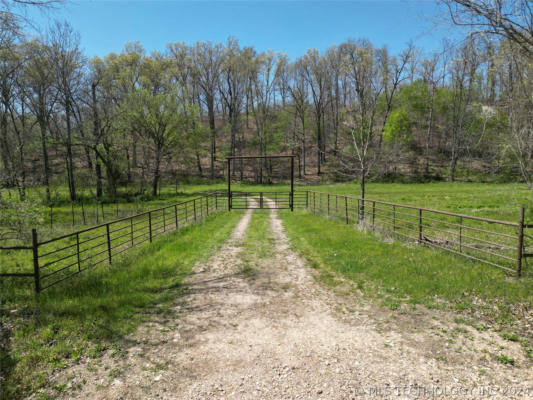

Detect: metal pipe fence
[0, 193, 225, 292]
[2, 189, 530, 294]
[305, 190, 529, 277]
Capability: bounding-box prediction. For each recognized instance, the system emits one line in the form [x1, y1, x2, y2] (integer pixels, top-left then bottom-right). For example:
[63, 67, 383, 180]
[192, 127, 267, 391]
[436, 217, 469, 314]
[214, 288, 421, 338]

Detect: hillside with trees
[1, 1, 533, 202]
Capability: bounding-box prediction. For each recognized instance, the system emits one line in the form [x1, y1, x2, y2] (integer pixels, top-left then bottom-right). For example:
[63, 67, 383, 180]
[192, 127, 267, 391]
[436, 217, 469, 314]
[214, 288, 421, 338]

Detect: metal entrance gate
[229, 191, 309, 210]
[227, 155, 296, 211]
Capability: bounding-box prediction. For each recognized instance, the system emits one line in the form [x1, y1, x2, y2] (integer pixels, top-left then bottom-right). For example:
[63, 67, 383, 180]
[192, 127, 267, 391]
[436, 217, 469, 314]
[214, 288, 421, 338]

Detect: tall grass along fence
[0, 193, 226, 292]
[305, 190, 531, 278]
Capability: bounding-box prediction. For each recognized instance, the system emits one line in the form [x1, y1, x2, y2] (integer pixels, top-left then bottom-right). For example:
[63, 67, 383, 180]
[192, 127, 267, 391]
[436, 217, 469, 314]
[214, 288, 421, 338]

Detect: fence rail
[305, 190, 528, 277]
[0, 193, 225, 292]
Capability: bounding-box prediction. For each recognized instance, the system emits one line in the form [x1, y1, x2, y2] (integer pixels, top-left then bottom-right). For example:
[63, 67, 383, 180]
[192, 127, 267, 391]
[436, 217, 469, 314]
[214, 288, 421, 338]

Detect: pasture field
[153, 181, 531, 221]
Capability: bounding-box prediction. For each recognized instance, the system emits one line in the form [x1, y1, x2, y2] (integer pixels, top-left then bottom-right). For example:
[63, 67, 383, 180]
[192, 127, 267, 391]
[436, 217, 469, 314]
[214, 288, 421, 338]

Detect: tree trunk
[95, 161, 103, 198]
[207, 96, 216, 180]
[360, 169, 365, 223]
[153, 148, 161, 196]
[196, 151, 203, 176]
[65, 97, 76, 201]
[39, 120, 51, 202]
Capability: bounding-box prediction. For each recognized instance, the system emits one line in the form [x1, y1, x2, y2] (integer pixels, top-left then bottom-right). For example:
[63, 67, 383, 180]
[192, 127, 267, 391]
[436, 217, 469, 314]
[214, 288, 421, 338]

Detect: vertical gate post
[516, 207, 525, 278]
[459, 216, 463, 252]
[76, 233, 81, 272]
[227, 159, 231, 211]
[32, 228, 40, 293]
[130, 218, 134, 247]
[418, 209, 423, 244]
[215, 192, 218, 210]
[148, 211, 153, 243]
[175, 205, 178, 229]
[106, 223, 112, 264]
[260, 192, 263, 209]
[327, 194, 330, 217]
[345, 197, 348, 224]
[290, 155, 294, 211]
[372, 201, 376, 231]
[194, 199, 197, 222]
[306, 191, 309, 209]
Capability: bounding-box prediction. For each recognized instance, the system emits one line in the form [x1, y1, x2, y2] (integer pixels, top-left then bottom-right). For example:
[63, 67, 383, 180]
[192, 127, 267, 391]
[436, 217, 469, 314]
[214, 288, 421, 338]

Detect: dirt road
[49, 205, 532, 399]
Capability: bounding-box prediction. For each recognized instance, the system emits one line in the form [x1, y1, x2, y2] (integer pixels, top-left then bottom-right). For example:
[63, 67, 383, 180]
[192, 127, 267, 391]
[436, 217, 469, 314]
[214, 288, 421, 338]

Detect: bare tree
[441, 0, 533, 58]
[192, 41, 222, 180]
[302, 49, 328, 175]
[49, 21, 85, 200]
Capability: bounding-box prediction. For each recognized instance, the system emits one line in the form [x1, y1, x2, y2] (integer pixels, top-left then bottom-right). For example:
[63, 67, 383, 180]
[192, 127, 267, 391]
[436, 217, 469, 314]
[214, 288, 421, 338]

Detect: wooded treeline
[1, 2, 533, 201]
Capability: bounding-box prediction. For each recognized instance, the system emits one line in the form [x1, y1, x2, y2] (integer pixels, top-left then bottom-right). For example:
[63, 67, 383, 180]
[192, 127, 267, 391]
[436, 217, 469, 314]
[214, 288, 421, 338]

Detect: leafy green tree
[382, 108, 412, 144]
[124, 87, 187, 196]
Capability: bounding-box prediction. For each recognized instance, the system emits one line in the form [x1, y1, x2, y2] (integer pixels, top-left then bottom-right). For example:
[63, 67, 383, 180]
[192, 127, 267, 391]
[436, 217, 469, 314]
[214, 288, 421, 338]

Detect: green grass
[0, 210, 243, 399]
[303, 182, 532, 222]
[280, 210, 533, 328]
[158, 181, 532, 222]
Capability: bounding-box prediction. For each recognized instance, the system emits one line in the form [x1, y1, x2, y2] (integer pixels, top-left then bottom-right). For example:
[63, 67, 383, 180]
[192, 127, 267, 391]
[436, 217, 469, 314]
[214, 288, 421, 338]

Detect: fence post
[194, 199, 197, 222]
[215, 192, 218, 210]
[372, 201, 375, 231]
[327, 194, 330, 217]
[175, 205, 178, 229]
[345, 197, 348, 224]
[306, 191, 309, 209]
[199, 197, 203, 219]
[459, 216, 463, 252]
[516, 207, 525, 278]
[130, 218, 134, 247]
[260, 192, 263, 209]
[393, 205, 396, 232]
[163, 208, 166, 232]
[206, 196, 209, 215]
[32, 228, 40, 293]
[106, 223, 112, 264]
[76, 233, 81, 272]
[418, 209, 423, 244]
[148, 211, 153, 243]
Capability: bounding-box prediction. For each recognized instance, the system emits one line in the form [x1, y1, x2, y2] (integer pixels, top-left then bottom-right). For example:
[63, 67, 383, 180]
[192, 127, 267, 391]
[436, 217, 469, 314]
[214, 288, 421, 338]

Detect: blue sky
[28, 1, 464, 59]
